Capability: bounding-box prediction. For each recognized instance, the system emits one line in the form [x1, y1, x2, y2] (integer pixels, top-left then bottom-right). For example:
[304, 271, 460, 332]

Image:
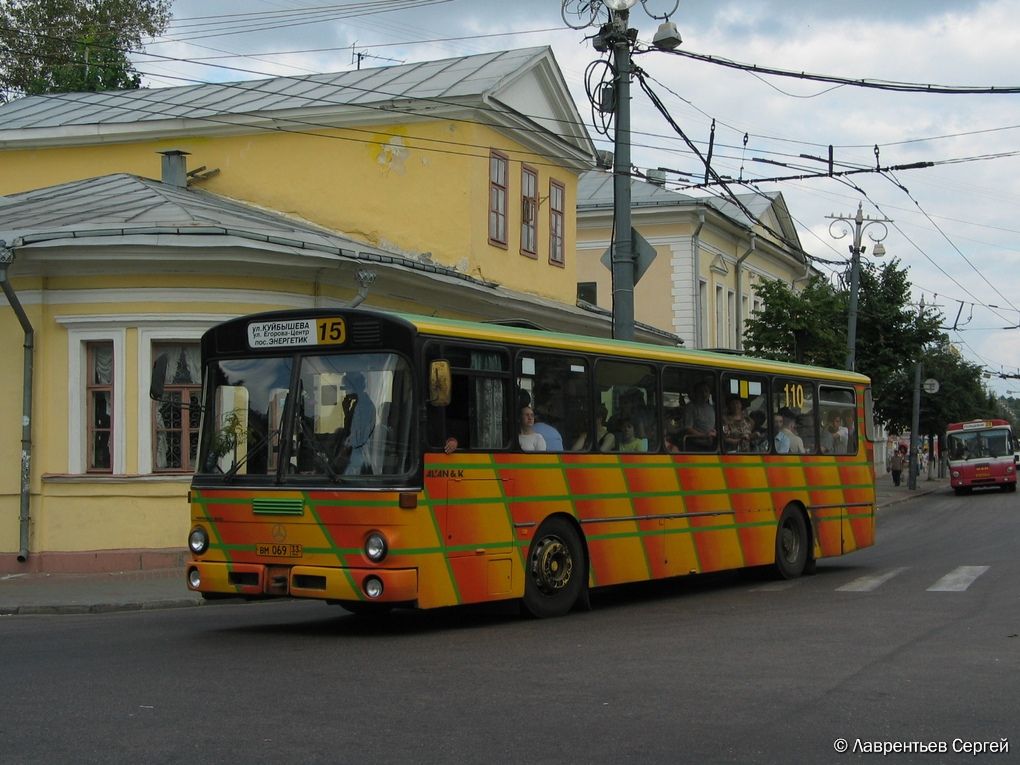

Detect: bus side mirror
[429, 360, 452, 407]
[150, 354, 168, 401]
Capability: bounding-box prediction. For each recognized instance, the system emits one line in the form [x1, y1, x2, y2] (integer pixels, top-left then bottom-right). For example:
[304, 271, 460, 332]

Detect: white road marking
[836, 567, 909, 592]
[927, 565, 990, 592]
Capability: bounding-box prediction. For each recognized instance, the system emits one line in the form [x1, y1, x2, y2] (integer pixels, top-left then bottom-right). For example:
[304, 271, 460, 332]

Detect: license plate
[255, 543, 303, 558]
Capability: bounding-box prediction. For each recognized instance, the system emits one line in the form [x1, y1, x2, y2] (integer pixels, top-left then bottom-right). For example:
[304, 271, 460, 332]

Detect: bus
[159, 308, 877, 618]
[946, 419, 1016, 495]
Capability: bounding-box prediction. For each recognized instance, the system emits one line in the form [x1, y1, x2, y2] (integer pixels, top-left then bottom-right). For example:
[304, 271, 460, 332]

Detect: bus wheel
[773, 506, 808, 579]
[523, 517, 586, 618]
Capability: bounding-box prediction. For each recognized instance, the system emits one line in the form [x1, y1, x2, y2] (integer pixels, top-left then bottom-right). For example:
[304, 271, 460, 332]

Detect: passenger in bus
[572, 405, 615, 452]
[664, 407, 684, 452]
[617, 418, 646, 452]
[683, 381, 717, 450]
[532, 406, 564, 451]
[748, 410, 769, 452]
[774, 407, 805, 454]
[721, 397, 752, 453]
[341, 371, 376, 474]
[518, 405, 547, 451]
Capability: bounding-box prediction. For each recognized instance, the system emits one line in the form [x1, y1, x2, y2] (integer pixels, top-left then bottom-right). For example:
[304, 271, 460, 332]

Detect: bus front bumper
[186, 561, 418, 603]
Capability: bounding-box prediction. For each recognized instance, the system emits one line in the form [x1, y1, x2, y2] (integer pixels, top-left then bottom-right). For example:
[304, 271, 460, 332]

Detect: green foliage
[742, 276, 845, 367]
[0, 0, 171, 101]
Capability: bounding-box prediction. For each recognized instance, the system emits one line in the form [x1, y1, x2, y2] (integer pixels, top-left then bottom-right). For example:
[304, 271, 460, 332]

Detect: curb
[877, 485, 945, 511]
[0, 598, 206, 616]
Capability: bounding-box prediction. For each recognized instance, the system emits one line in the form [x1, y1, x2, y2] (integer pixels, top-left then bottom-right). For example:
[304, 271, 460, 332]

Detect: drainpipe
[733, 234, 756, 351]
[0, 241, 33, 562]
[691, 212, 705, 348]
[346, 269, 376, 308]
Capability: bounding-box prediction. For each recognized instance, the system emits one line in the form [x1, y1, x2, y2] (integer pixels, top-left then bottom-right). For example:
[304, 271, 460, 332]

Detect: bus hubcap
[531, 536, 573, 594]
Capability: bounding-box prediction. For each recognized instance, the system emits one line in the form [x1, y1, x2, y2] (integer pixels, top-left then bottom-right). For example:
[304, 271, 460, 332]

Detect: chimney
[159, 150, 190, 188]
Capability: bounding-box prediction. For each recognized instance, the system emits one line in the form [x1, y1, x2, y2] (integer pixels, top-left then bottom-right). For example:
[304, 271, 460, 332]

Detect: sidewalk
[2, 474, 950, 616]
[0, 566, 204, 616]
[875, 471, 949, 510]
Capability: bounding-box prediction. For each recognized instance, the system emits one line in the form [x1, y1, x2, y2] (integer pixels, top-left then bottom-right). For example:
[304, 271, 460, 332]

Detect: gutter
[733, 234, 756, 351]
[0, 240, 33, 562]
[692, 212, 705, 348]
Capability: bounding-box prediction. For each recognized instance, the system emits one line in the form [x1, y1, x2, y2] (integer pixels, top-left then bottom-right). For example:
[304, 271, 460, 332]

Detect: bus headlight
[365, 532, 388, 562]
[951, 470, 960, 479]
[363, 576, 384, 599]
[188, 527, 209, 554]
[188, 568, 201, 589]
[1007, 465, 1015, 474]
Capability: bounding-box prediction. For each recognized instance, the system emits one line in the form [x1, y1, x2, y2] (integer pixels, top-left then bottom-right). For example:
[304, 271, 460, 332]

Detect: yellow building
[1, 48, 690, 573]
[576, 170, 813, 349]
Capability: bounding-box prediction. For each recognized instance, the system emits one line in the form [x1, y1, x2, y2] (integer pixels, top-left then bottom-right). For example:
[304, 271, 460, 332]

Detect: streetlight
[827, 203, 891, 371]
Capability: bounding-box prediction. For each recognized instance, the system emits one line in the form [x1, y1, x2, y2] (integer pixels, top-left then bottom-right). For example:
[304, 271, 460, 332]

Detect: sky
[135, 0, 1020, 395]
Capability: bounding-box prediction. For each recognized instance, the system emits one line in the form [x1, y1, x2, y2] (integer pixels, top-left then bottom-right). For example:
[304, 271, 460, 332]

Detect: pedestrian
[889, 445, 906, 487]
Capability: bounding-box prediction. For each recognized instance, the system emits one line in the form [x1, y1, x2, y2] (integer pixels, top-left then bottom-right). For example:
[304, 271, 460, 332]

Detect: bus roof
[399, 311, 871, 385]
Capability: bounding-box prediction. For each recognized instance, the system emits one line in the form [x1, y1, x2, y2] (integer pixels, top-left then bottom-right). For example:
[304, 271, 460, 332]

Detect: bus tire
[773, 506, 808, 580]
[523, 517, 586, 618]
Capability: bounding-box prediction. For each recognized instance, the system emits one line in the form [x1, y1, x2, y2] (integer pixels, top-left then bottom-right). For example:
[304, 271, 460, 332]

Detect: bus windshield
[198, 351, 414, 481]
[947, 428, 1012, 461]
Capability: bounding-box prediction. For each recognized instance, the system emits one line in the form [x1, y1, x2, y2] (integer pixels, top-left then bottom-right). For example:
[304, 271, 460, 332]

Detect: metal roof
[0, 47, 595, 167]
[0, 48, 547, 128]
[0, 172, 494, 284]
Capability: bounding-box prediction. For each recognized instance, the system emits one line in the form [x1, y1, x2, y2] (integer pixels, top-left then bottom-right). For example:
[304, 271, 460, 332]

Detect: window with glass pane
[87, 341, 114, 472]
[772, 378, 817, 454]
[153, 342, 201, 472]
[662, 367, 718, 452]
[596, 360, 658, 453]
[521, 165, 538, 256]
[427, 345, 510, 452]
[199, 357, 293, 476]
[489, 151, 508, 245]
[819, 386, 857, 455]
[517, 352, 590, 452]
[721, 374, 769, 453]
[549, 180, 565, 265]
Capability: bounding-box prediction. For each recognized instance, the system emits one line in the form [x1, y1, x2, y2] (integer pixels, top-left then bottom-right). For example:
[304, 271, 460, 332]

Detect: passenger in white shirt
[518, 406, 547, 452]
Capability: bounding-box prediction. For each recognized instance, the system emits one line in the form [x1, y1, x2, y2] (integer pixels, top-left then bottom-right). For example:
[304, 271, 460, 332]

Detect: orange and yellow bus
[164, 308, 876, 617]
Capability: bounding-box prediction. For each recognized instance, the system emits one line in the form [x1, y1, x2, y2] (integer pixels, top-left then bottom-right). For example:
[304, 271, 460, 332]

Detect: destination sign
[247, 317, 346, 348]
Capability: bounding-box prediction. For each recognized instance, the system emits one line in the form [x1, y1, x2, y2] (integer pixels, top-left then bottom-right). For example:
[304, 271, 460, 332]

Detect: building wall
[0, 120, 580, 305]
[576, 210, 806, 348]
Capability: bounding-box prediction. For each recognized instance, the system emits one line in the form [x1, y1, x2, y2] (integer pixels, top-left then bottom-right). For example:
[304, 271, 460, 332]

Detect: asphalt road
[2, 487, 1017, 764]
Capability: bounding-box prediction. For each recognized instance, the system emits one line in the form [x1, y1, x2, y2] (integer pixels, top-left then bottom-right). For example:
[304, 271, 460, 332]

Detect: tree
[0, 0, 171, 102]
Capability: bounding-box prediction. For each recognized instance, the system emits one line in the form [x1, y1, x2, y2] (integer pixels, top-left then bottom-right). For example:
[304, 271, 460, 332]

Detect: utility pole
[604, 0, 637, 341]
[827, 204, 890, 371]
[908, 362, 922, 490]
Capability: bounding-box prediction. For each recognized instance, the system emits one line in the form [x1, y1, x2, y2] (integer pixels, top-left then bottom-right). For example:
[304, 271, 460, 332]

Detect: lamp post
[827, 203, 890, 371]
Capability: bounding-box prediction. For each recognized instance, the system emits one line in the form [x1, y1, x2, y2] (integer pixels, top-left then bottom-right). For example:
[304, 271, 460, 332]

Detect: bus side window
[819, 386, 856, 455]
[426, 345, 510, 452]
[596, 359, 658, 453]
[772, 379, 817, 454]
[517, 352, 590, 453]
[662, 366, 717, 452]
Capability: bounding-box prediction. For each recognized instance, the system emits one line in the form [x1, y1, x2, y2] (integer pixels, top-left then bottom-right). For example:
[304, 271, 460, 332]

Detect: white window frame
[59, 314, 228, 476]
[65, 323, 127, 475]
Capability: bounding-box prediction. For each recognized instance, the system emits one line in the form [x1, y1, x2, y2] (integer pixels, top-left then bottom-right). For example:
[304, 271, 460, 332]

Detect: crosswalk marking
[836, 567, 909, 592]
[926, 565, 990, 592]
